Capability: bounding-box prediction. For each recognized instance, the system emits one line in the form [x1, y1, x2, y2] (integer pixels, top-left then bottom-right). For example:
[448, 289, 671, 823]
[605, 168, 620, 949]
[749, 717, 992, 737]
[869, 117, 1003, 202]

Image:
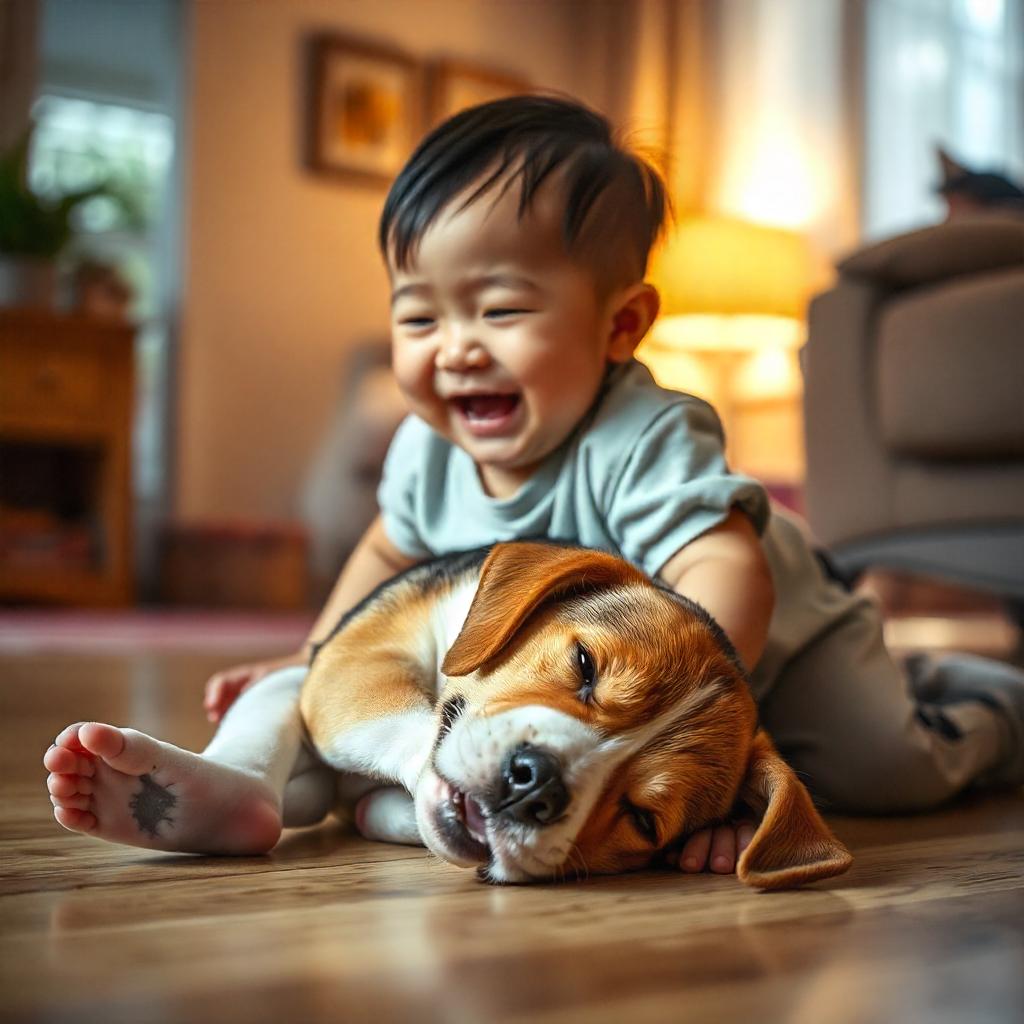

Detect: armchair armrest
[837, 218, 1024, 291]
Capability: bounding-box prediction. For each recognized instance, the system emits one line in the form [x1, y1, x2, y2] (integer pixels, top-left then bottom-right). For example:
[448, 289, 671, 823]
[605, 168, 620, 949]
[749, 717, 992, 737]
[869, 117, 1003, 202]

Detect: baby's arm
[658, 506, 774, 873]
[204, 516, 421, 721]
[302, 515, 422, 654]
[658, 506, 773, 675]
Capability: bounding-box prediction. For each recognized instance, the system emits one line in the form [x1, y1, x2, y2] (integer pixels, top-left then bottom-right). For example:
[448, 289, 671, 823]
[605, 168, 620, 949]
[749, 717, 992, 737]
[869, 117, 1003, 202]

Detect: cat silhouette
[936, 145, 1024, 219]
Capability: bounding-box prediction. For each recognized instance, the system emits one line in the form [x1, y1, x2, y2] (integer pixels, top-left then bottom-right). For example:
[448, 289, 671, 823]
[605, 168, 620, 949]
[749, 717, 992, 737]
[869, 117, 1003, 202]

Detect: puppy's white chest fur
[427, 576, 479, 695]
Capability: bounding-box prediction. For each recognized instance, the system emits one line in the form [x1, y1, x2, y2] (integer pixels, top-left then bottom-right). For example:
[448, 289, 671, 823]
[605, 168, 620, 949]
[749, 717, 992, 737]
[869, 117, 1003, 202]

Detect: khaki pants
[759, 601, 1012, 813]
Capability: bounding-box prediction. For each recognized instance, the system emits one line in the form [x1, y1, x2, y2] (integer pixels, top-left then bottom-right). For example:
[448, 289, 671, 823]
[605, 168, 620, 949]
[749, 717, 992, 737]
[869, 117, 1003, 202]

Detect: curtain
[580, 0, 713, 214]
[588, 0, 860, 263]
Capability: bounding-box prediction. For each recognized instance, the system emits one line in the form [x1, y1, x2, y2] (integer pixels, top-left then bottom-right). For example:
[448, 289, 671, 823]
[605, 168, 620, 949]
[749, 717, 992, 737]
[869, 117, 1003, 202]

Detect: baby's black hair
[378, 94, 669, 292]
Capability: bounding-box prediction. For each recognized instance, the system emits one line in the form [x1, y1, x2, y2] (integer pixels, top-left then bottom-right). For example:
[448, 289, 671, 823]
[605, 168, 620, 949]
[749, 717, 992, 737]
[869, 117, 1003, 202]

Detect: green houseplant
[0, 125, 113, 307]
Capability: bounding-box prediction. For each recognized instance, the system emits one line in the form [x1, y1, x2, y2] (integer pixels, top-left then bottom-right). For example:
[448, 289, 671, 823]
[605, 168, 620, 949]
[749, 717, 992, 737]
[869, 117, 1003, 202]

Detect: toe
[679, 828, 712, 872]
[43, 745, 78, 774]
[47, 773, 92, 798]
[51, 793, 91, 811]
[44, 746, 94, 777]
[80, 724, 167, 777]
[54, 722, 90, 752]
[54, 806, 96, 833]
[78, 722, 127, 761]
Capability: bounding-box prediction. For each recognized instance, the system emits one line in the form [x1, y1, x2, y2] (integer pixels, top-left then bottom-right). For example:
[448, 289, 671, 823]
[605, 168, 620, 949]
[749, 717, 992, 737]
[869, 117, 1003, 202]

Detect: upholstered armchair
[802, 218, 1024, 603]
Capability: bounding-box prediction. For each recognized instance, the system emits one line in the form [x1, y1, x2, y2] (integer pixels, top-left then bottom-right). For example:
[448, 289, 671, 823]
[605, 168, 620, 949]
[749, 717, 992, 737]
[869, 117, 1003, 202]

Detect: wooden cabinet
[0, 308, 134, 605]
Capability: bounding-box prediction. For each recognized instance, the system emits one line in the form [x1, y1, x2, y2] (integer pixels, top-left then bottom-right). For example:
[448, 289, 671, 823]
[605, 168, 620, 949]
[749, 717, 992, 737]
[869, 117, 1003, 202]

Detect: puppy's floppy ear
[441, 542, 647, 677]
[736, 730, 853, 890]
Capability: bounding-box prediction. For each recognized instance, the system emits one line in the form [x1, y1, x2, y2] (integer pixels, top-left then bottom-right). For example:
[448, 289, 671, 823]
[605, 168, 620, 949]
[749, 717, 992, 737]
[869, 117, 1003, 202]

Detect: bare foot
[676, 821, 756, 875]
[44, 722, 282, 854]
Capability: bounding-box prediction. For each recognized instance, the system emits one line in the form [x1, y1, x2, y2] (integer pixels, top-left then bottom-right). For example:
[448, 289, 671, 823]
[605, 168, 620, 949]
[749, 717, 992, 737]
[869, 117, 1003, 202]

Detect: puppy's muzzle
[494, 743, 570, 826]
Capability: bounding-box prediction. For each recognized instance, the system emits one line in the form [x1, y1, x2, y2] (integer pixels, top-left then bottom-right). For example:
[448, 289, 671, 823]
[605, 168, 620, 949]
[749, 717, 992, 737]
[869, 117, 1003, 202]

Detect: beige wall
[177, 0, 596, 522]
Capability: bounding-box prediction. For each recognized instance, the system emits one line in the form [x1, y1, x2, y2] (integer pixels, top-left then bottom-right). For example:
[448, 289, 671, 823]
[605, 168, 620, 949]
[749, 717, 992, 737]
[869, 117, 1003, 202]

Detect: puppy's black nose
[498, 744, 569, 826]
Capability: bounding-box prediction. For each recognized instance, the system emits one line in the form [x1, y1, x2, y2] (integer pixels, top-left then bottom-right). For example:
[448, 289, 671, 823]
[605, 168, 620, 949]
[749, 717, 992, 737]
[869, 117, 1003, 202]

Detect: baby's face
[388, 177, 625, 498]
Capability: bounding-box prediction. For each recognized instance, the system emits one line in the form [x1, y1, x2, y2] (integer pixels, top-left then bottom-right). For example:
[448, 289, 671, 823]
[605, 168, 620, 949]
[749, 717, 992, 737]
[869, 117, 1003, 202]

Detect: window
[863, 0, 1024, 238]
[30, 95, 174, 315]
[29, 94, 175, 508]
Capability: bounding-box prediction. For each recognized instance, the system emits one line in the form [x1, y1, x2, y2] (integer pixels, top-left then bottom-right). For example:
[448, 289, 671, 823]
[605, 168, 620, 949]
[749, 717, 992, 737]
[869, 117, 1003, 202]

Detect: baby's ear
[607, 282, 660, 363]
[735, 730, 852, 890]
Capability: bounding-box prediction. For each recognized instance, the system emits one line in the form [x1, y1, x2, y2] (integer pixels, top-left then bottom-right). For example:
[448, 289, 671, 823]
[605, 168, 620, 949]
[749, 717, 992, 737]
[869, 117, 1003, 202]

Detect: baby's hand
[674, 820, 756, 875]
[203, 653, 306, 723]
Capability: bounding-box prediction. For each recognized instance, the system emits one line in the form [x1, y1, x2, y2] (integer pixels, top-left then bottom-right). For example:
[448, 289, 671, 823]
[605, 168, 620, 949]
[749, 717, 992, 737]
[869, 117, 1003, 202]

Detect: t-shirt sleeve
[376, 416, 435, 560]
[603, 398, 770, 578]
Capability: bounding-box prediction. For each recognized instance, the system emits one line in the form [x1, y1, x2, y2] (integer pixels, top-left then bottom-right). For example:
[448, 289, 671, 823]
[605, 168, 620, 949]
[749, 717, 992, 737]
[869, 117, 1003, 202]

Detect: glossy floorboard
[1, 650, 1022, 1023]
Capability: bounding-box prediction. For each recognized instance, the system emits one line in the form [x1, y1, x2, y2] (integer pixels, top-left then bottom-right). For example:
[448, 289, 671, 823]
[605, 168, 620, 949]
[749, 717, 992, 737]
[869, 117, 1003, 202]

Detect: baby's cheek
[393, 354, 436, 407]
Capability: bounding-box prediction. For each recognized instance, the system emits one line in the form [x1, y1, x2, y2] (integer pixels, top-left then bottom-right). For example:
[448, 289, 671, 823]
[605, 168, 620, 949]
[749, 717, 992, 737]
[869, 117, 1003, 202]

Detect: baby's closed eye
[484, 308, 533, 320]
[398, 315, 436, 330]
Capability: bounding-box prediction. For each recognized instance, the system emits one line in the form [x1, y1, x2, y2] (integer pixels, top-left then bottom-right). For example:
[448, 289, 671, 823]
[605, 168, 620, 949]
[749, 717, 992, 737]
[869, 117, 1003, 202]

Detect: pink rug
[0, 610, 315, 655]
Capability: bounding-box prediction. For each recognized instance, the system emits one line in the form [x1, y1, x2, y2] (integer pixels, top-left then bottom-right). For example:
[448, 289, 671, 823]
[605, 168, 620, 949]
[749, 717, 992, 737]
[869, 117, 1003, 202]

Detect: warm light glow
[636, 315, 803, 403]
[642, 217, 812, 477]
[650, 313, 803, 353]
[732, 345, 804, 402]
[651, 217, 812, 320]
[634, 341, 720, 403]
[719, 128, 824, 229]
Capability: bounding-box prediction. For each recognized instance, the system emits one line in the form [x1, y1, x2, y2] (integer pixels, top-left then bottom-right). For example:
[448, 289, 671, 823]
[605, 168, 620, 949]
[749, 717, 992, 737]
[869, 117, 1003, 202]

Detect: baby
[45, 96, 1024, 876]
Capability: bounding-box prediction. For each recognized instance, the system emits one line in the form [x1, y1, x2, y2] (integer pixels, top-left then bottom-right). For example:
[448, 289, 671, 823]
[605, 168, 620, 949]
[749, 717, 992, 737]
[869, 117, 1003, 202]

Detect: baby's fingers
[676, 821, 757, 875]
[203, 669, 251, 720]
[203, 677, 227, 713]
[678, 828, 712, 872]
[709, 825, 737, 873]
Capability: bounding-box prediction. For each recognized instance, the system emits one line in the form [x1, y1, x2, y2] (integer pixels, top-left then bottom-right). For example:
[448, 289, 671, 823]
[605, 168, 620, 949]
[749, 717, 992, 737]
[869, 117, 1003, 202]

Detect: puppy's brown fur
[302, 542, 852, 888]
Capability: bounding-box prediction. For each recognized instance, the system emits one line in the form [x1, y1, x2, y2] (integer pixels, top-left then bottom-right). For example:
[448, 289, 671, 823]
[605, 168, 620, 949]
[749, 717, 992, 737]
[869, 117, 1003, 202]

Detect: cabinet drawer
[0, 344, 104, 425]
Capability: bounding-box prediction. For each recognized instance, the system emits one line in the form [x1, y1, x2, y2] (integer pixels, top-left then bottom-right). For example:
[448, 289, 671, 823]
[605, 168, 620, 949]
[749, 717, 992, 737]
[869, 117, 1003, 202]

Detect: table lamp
[636, 216, 812, 450]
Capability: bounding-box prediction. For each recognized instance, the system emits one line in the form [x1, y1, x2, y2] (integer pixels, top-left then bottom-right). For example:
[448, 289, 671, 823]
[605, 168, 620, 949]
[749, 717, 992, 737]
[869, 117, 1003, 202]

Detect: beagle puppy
[300, 541, 852, 887]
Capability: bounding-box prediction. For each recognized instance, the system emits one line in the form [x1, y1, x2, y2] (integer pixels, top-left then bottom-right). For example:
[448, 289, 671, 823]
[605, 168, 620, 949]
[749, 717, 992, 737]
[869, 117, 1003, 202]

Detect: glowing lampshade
[651, 216, 813, 321]
[639, 216, 812, 402]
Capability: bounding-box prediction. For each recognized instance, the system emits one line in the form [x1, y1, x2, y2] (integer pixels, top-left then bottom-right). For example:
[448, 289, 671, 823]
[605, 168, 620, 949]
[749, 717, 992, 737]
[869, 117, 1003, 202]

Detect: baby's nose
[436, 334, 489, 370]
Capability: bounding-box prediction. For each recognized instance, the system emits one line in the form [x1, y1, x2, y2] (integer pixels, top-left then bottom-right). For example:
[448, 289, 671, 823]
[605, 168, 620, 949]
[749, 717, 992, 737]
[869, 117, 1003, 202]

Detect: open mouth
[451, 394, 522, 435]
[437, 776, 491, 863]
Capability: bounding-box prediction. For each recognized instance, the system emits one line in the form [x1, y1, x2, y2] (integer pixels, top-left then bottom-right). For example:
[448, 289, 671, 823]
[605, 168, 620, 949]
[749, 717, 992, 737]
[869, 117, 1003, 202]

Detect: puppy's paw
[354, 786, 422, 846]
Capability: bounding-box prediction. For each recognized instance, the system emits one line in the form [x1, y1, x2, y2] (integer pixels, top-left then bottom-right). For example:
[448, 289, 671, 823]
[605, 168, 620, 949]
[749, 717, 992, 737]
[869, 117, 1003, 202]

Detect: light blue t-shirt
[379, 361, 769, 575]
[378, 359, 866, 697]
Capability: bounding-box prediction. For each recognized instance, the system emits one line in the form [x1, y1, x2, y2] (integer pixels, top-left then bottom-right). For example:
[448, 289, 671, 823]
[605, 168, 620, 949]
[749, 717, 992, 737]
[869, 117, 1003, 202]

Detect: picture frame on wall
[305, 33, 420, 186]
[427, 58, 531, 128]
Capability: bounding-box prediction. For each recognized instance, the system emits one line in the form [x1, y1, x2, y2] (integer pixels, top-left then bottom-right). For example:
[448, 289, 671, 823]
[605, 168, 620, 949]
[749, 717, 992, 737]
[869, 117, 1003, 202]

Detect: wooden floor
[2, 647, 1024, 1023]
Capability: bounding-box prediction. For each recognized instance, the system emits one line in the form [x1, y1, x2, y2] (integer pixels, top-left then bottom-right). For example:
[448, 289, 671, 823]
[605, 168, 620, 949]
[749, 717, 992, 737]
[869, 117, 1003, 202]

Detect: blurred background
[0, 0, 1022, 652]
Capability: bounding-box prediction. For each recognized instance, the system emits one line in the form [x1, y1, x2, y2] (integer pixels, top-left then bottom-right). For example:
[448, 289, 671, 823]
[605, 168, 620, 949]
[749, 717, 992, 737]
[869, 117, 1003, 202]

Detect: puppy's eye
[625, 801, 659, 845]
[575, 642, 596, 702]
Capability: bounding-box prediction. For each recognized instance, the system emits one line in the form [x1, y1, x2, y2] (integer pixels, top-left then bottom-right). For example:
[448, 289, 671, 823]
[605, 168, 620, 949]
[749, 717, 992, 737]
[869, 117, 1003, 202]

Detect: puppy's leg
[355, 786, 421, 845]
[280, 761, 338, 828]
[301, 608, 439, 794]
